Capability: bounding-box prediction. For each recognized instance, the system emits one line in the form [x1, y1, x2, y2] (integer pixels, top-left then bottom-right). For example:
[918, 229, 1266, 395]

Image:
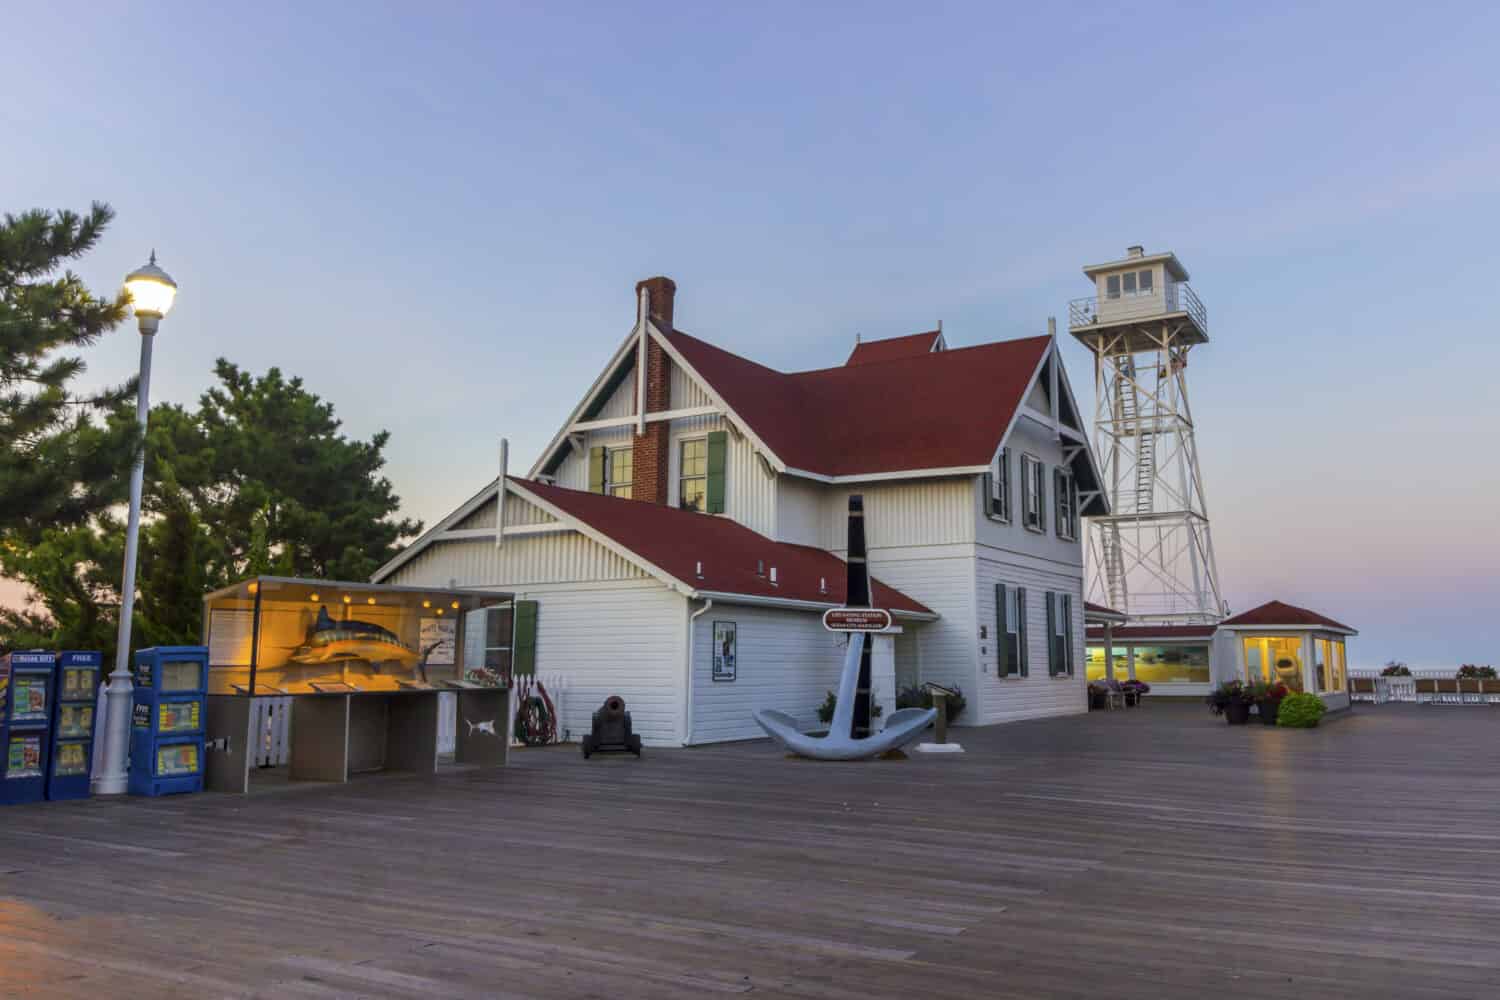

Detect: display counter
[200, 577, 516, 794]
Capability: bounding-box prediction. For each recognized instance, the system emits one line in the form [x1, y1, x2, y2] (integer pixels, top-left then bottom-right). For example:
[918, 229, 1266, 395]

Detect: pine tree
[0, 202, 135, 540]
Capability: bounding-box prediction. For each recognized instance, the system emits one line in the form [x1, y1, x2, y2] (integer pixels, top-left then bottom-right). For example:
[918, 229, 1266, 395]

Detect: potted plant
[1086, 678, 1121, 710]
[816, 690, 882, 726]
[1206, 680, 1254, 725]
[1120, 679, 1150, 707]
[1247, 680, 1289, 726]
[1277, 691, 1326, 728]
[1456, 664, 1497, 679]
[1380, 661, 1411, 677]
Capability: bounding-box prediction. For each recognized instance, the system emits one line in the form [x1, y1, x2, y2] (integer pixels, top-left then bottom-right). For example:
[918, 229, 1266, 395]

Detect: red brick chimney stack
[632, 277, 675, 505]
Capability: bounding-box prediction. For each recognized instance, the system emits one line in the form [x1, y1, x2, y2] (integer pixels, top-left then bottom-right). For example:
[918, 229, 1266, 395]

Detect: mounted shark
[753, 496, 935, 760]
[288, 607, 420, 673]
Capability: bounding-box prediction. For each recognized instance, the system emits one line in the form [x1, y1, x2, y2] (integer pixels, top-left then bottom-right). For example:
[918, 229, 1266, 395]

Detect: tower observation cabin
[1069, 246, 1223, 625]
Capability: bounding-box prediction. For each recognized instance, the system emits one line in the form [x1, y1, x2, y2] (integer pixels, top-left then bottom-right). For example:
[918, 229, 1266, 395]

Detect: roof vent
[769, 567, 778, 586]
[1126, 245, 1144, 258]
[756, 560, 765, 577]
[695, 561, 704, 579]
[819, 577, 827, 595]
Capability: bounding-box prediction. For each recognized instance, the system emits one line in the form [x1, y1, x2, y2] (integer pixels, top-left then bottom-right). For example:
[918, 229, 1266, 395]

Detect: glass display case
[202, 577, 506, 696]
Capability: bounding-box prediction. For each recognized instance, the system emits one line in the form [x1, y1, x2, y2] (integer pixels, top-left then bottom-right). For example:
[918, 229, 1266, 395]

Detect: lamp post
[93, 252, 178, 795]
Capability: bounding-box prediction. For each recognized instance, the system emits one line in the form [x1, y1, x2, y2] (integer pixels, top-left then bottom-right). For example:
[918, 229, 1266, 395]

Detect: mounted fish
[288, 607, 420, 674]
[753, 496, 935, 759]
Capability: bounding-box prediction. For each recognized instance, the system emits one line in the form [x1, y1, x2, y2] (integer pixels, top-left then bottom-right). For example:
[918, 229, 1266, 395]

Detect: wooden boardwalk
[2, 703, 1498, 998]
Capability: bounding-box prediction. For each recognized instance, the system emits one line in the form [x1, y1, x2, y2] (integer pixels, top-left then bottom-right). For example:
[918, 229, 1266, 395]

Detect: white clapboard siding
[690, 604, 843, 743]
[454, 493, 557, 532]
[667, 415, 776, 537]
[819, 478, 976, 552]
[866, 550, 979, 704]
[670, 361, 714, 409]
[386, 532, 648, 590]
[515, 583, 687, 747]
[974, 553, 1087, 724]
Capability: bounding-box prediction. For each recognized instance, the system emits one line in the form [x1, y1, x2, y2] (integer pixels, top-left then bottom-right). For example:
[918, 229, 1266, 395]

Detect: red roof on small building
[844, 330, 943, 367]
[1084, 601, 1126, 620]
[1218, 600, 1355, 633]
[512, 478, 933, 615]
[666, 329, 1053, 478]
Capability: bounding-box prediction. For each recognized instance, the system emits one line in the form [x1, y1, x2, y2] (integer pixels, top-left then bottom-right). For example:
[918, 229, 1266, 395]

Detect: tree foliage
[0, 202, 135, 540]
[2, 360, 422, 657]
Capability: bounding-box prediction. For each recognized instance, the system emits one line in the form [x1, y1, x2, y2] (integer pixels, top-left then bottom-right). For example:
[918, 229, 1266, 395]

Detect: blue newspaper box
[2, 651, 55, 806]
[47, 651, 102, 801]
[128, 646, 207, 797]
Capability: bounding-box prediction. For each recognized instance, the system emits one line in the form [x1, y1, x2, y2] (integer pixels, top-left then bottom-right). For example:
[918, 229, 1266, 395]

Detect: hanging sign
[822, 608, 892, 633]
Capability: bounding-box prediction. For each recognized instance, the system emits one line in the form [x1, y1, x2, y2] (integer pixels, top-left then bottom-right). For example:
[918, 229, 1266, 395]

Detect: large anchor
[753, 495, 935, 759]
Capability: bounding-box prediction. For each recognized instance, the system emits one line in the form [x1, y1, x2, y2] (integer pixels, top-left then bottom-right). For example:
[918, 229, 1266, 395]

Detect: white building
[374, 277, 1109, 746]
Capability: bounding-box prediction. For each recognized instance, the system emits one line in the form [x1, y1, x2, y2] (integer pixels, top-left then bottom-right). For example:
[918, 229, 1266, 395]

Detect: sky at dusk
[5, 2, 1497, 667]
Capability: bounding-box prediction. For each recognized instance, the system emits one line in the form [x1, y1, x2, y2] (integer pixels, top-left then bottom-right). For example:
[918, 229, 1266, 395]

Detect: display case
[47, 650, 102, 801]
[129, 646, 208, 797]
[2, 651, 55, 806]
[201, 578, 513, 793]
[202, 577, 505, 695]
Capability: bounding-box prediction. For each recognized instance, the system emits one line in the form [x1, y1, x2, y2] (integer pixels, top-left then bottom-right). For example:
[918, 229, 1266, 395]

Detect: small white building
[375, 277, 1110, 746]
[1087, 599, 1357, 709]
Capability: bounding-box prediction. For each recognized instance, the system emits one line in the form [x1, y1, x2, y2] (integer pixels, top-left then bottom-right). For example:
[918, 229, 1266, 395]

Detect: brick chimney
[632, 276, 674, 505]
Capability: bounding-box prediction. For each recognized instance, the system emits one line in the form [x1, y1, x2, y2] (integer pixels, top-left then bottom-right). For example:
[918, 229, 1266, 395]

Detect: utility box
[129, 646, 208, 797]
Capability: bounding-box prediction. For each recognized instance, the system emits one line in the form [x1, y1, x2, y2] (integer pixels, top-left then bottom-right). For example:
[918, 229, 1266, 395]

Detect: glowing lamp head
[124, 251, 178, 329]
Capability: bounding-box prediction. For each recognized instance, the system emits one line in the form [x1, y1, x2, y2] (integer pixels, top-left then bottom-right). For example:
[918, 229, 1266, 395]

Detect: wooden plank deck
[2, 702, 1498, 998]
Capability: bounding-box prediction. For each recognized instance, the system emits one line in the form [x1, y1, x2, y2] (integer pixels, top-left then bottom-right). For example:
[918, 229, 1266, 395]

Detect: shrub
[1381, 661, 1411, 677]
[895, 685, 966, 722]
[1277, 692, 1326, 728]
[1457, 664, 1497, 679]
[816, 690, 883, 725]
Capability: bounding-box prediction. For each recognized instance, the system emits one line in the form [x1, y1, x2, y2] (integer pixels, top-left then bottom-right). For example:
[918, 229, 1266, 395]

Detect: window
[1055, 468, 1076, 541]
[605, 447, 633, 498]
[1138, 269, 1153, 294]
[1085, 645, 1129, 681]
[1047, 592, 1073, 676]
[1122, 271, 1136, 296]
[986, 448, 1010, 522]
[679, 438, 707, 512]
[995, 583, 1028, 677]
[1130, 645, 1210, 684]
[1107, 269, 1154, 299]
[1242, 636, 1304, 692]
[1021, 455, 1045, 532]
[1106, 274, 1120, 299]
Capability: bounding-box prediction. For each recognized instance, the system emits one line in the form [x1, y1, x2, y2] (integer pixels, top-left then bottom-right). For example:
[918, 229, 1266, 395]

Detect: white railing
[251, 696, 294, 767]
[1068, 282, 1207, 333]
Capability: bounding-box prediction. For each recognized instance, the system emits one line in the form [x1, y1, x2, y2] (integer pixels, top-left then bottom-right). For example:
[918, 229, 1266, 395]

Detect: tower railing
[1068, 283, 1207, 333]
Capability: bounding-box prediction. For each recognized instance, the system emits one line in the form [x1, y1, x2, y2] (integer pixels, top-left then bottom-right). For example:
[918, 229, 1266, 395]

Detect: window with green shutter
[588, 446, 606, 494]
[706, 430, 727, 514]
[513, 600, 538, 677]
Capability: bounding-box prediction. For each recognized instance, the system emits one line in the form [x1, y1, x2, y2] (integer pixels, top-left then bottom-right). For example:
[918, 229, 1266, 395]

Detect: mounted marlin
[288, 607, 420, 672]
[753, 495, 935, 759]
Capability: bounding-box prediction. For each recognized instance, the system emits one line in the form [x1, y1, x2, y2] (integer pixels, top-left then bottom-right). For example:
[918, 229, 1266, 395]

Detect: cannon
[581, 695, 642, 758]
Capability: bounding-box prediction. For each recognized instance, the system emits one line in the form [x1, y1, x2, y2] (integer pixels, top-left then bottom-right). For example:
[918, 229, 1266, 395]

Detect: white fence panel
[251, 696, 293, 767]
[437, 691, 457, 755]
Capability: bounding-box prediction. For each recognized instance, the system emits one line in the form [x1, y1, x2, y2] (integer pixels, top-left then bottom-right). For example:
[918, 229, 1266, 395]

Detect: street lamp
[94, 252, 178, 795]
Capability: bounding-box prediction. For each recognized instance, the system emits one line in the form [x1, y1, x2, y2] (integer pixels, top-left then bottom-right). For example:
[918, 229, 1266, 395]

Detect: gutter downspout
[685, 597, 713, 746]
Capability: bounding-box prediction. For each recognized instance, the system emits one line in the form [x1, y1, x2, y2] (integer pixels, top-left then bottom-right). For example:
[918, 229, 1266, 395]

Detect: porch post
[1104, 624, 1115, 680]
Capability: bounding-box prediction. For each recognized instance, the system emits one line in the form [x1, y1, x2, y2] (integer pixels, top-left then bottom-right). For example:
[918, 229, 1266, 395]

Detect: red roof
[666, 329, 1051, 477]
[1084, 601, 1126, 619]
[1085, 624, 1217, 641]
[1219, 600, 1355, 632]
[512, 478, 933, 615]
[845, 330, 943, 367]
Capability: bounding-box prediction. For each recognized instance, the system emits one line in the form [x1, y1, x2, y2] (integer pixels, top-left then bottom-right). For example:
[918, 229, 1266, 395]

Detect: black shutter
[982, 472, 995, 518]
[1017, 588, 1029, 677]
[1046, 592, 1059, 675]
[1054, 469, 1065, 538]
[1001, 449, 1011, 522]
[1063, 593, 1075, 676]
[995, 582, 1009, 676]
[1036, 463, 1047, 533]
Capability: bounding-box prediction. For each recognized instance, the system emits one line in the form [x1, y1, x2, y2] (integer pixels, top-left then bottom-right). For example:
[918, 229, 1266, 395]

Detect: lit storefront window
[1243, 636, 1304, 692]
[1314, 637, 1348, 693]
[1085, 646, 1129, 680]
[1130, 645, 1210, 684]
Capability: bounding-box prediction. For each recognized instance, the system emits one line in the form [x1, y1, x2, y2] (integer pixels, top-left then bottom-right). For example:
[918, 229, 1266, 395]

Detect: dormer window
[605, 447, 633, 498]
